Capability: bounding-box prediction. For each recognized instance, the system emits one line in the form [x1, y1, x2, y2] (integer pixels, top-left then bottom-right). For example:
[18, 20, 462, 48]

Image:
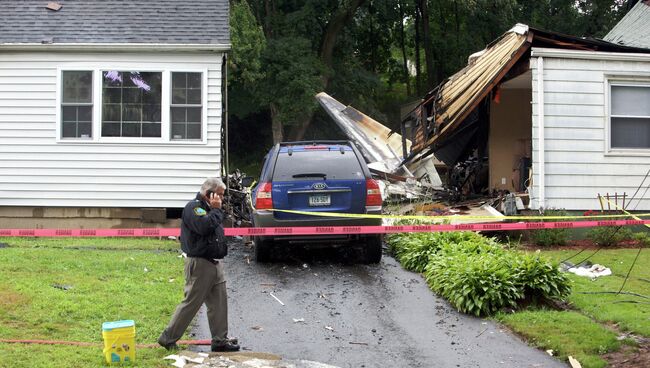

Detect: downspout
[223, 54, 230, 182]
[536, 56, 545, 210]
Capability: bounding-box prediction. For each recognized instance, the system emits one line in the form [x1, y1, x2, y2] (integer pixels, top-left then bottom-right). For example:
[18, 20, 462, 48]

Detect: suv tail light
[365, 179, 382, 209]
[255, 182, 273, 209]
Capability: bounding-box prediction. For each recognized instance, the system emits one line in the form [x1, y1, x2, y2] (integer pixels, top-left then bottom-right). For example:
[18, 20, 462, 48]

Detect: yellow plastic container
[102, 320, 136, 364]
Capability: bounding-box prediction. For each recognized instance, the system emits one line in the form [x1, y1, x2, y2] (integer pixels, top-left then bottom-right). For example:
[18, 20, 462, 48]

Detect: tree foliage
[228, 0, 636, 168]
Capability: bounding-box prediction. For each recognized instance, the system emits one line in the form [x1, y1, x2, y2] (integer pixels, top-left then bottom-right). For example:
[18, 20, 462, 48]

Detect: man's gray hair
[200, 177, 227, 196]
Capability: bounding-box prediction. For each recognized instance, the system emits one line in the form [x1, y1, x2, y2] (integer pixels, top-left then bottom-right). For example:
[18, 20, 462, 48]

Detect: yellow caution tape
[602, 197, 650, 230]
[261, 208, 650, 221]
[246, 187, 650, 221]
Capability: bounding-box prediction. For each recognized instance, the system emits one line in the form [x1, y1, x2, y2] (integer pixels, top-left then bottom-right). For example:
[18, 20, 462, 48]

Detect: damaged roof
[0, 0, 229, 46]
[605, 0, 650, 49]
[403, 23, 650, 162]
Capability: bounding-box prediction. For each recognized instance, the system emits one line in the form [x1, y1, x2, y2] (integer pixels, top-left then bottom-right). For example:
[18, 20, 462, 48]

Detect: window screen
[102, 71, 162, 137]
[61, 71, 93, 139]
[171, 72, 202, 140]
[611, 85, 650, 149]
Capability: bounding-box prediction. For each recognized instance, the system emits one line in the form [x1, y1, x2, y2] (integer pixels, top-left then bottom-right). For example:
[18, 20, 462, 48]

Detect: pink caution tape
[1, 219, 648, 237]
[0, 228, 180, 237]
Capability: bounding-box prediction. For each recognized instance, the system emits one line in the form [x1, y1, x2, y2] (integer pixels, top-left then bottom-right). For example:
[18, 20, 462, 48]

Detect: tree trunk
[398, 0, 411, 96]
[414, 5, 421, 94]
[270, 103, 283, 144]
[263, 0, 274, 37]
[288, 0, 366, 141]
[369, 0, 376, 74]
[420, 0, 435, 88]
[320, 0, 366, 71]
[288, 114, 311, 141]
[436, 1, 447, 84]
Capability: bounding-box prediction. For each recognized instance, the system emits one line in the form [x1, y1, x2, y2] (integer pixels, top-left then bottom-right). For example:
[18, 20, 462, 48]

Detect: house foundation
[0, 207, 180, 229]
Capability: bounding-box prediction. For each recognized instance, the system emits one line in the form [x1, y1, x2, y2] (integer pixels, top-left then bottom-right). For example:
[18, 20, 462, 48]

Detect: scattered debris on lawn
[51, 284, 73, 291]
[163, 351, 341, 368]
[568, 355, 582, 368]
[561, 261, 612, 279]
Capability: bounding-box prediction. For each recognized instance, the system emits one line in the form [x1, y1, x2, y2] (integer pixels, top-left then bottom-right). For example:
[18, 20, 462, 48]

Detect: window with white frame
[171, 72, 202, 140]
[61, 71, 93, 139]
[610, 83, 650, 149]
[59, 69, 204, 142]
[102, 71, 162, 137]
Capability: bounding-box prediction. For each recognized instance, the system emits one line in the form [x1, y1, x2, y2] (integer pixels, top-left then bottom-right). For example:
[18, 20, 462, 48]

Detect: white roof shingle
[605, 1, 650, 49]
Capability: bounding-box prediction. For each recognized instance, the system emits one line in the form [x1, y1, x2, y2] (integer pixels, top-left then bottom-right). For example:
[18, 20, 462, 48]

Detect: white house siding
[530, 48, 650, 211]
[0, 51, 223, 208]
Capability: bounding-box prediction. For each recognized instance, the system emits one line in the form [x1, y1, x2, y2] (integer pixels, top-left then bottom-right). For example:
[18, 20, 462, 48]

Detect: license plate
[309, 194, 330, 206]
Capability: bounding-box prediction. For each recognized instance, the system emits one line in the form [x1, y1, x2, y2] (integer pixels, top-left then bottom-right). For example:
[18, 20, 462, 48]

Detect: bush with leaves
[632, 232, 650, 248]
[386, 226, 571, 316]
[425, 252, 522, 316]
[587, 222, 633, 246]
[527, 209, 571, 247]
[387, 230, 495, 272]
[510, 252, 571, 303]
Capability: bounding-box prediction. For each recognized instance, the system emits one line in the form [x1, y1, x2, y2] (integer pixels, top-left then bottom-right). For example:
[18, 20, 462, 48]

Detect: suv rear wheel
[254, 236, 273, 262]
[363, 235, 382, 264]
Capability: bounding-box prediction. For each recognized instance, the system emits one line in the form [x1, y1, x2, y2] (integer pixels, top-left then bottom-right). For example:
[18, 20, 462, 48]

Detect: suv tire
[254, 236, 273, 262]
[363, 235, 382, 264]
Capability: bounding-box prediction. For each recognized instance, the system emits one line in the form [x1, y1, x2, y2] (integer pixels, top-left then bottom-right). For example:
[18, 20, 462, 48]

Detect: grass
[3, 237, 649, 367]
[545, 249, 650, 336]
[497, 310, 622, 368]
[0, 237, 184, 367]
[497, 247, 650, 368]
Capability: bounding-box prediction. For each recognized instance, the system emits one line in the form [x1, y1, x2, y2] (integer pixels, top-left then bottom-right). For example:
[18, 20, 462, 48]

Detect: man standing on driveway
[158, 177, 240, 352]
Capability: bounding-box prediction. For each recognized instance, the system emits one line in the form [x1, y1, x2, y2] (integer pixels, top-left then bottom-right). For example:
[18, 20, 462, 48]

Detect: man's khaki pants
[159, 257, 228, 345]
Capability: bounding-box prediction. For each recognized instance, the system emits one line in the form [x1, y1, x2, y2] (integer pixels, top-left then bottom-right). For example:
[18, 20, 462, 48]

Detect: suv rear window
[272, 148, 365, 181]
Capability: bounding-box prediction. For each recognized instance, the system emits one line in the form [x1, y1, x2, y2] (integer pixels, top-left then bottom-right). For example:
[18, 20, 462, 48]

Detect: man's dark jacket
[180, 193, 227, 259]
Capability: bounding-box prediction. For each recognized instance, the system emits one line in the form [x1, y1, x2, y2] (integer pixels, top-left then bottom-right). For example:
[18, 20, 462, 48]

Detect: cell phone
[206, 190, 214, 198]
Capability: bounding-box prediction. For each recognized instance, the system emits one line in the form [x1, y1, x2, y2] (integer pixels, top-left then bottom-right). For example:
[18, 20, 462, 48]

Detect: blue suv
[251, 141, 383, 263]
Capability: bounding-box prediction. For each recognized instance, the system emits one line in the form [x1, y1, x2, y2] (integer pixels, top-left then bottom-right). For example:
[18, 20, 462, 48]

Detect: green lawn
[498, 248, 650, 368]
[0, 238, 184, 367]
[2, 238, 649, 367]
[547, 249, 650, 336]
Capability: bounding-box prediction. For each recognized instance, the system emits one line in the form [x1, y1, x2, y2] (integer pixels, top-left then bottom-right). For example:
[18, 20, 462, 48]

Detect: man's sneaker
[158, 336, 179, 351]
[211, 340, 240, 352]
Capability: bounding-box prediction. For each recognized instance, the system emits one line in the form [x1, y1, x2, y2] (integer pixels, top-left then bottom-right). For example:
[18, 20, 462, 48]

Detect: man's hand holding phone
[207, 190, 223, 209]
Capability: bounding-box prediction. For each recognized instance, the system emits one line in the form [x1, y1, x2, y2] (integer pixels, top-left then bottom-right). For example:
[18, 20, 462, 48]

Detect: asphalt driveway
[191, 240, 567, 368]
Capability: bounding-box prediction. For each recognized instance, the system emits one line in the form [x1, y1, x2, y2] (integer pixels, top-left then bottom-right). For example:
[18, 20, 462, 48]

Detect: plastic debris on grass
[562, 261, 612, 279]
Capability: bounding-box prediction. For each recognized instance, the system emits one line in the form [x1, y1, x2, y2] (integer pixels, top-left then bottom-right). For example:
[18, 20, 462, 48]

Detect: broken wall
[489, 88, 532, 192]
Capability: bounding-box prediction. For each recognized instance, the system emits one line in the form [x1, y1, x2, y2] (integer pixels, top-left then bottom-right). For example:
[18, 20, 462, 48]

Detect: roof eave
[531, 47, 650, 61]
[0, 43, 231, 52]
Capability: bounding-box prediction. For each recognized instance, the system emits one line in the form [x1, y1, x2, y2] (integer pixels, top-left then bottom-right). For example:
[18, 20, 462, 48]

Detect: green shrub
[425, 252, 522, 316]
[386, 225, 572, 316]
[587, 222, 633, 246]
[527, 209, 571, 247]
[387, 232, 439, 272]
[510, 252, 571, 303]
[387, 230, 498, 272]
[632, 232, 650, 247]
